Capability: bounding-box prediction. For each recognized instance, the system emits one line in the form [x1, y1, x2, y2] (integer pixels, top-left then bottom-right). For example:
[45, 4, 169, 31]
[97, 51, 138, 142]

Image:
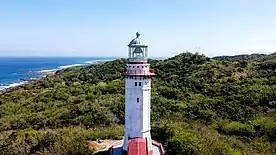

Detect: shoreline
[0, 59, 110, 91]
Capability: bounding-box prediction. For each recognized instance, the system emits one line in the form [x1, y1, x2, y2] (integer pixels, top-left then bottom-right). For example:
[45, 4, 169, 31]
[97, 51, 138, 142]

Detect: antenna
[195, 46, 201, 53]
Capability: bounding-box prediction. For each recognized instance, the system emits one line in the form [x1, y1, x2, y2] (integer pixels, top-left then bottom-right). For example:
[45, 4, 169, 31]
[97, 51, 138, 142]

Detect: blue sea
[0, 57, 116, 90]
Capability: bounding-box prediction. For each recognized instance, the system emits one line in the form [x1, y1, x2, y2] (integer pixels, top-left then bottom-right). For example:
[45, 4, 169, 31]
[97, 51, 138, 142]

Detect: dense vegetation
[213, 53, 266, 61]
[1, 52, 276, 154]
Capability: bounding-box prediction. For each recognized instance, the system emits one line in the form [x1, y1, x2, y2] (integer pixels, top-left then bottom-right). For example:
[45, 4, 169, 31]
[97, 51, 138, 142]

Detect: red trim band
[128, 62, 148, 64]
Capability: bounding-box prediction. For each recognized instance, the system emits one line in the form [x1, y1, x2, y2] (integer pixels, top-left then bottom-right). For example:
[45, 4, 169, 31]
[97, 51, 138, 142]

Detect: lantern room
[128, 32, 148, 62]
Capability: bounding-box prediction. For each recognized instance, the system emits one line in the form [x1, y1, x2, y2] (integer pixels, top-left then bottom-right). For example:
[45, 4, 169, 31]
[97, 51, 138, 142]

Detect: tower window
[139, 82, 141, 86]
[137, 98, 139, 103]
[135, 82, 137, 86]
[142, 66, 143, 68]
[133, 66, 134, 68]
[137, 66, 139, 68]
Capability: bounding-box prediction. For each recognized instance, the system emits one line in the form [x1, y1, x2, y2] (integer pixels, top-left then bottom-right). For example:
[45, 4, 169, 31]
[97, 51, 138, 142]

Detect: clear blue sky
[0, 0, 275, 57]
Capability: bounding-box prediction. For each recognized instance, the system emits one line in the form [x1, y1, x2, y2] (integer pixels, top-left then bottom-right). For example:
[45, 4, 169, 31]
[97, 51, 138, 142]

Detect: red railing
[125, 70, 154, 75]
[124, 69, 155, 76]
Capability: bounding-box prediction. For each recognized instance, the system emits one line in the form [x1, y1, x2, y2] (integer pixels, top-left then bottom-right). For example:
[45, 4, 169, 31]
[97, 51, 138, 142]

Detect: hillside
[1, 52, 276, 154]
[213, 53, 267, 61]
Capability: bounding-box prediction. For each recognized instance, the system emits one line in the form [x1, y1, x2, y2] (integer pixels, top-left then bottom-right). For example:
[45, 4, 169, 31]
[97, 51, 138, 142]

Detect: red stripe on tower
[128, 62, 148, 64]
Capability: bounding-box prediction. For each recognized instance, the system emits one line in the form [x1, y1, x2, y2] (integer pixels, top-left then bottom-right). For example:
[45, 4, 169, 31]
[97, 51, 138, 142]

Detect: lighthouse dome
[128, 32, 147, 47]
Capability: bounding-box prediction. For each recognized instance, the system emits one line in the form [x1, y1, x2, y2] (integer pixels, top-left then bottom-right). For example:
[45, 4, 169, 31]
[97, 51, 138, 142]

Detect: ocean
[0, 57, 116, 90]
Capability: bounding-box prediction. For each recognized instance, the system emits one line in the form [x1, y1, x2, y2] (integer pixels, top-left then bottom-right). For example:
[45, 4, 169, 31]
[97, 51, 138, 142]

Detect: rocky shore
[0, 60, 110, 91]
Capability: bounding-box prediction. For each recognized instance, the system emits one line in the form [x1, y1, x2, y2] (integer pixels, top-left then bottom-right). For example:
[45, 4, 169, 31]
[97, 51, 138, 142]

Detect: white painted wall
[123, 64, 153, 152]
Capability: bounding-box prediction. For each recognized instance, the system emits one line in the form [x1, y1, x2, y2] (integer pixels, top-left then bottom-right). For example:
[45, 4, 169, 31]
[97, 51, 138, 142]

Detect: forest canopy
[1, 52, 276, 154]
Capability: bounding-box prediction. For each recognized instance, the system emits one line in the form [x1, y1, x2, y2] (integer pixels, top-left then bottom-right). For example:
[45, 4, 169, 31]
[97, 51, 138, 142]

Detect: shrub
[196, 109, 216, 123]
[251, 117, 276, 132]
[151, 124, 174, 147]
[214, 142, 241, 155]
[251, 116, 276, 139]
[222, 121, 255, 136]
[83, 125, 123, 140]
[250, 137, 270, 153]
[166, 132, 201, 155]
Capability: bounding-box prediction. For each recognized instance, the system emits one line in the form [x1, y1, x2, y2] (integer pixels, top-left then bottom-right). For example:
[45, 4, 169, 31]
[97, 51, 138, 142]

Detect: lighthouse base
[109, 139, 165, 155]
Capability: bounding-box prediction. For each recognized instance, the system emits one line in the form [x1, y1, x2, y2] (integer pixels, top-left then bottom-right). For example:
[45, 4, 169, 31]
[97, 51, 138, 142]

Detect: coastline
[0, 59, 110, 91]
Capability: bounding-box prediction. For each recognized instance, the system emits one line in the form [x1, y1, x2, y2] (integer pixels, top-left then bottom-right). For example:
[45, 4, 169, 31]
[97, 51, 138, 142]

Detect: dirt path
[88, 140, 121, 154]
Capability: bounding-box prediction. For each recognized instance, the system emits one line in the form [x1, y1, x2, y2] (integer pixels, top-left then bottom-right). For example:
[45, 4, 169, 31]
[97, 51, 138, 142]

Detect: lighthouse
[109, 32, 165, 155]
[123, 32, 154, 154]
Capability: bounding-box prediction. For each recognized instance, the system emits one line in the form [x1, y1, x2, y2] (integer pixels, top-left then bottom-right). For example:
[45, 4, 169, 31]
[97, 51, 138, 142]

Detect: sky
[0, 0, 276, 57]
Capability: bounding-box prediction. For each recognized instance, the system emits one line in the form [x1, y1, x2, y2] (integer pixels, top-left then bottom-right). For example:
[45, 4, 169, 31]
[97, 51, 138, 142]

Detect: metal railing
[128, 58, 148, 62]
[124, 69, 155, 75]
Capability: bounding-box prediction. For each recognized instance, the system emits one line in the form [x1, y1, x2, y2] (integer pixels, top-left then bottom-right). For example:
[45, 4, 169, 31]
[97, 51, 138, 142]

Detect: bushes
[251, 116, 276, 140]
[0, 126, 123, 155]
[221, 121, 255, 136]
[167, 132, 201, 155]
[151, 123, 174, 147]
[76, 108, 119, 128]
[251, 117, 276, 132]
[196, 109, 216, 123]
[156, 86, 183, 100]
[83, 125, 123, 140]
[52, 128, 91, 155]
[213, 142, 241, 155]
[250, 137, 270, 153]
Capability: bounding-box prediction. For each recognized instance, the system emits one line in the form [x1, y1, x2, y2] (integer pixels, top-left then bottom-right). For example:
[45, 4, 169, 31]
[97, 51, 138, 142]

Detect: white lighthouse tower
[123, 32, 155, 154]
[109, 32, 165, 155]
